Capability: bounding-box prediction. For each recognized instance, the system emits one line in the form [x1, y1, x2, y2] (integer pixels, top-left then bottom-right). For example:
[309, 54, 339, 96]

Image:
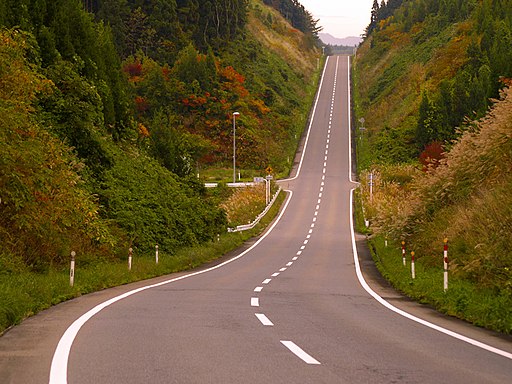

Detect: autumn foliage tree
[0, 29, 113, 269]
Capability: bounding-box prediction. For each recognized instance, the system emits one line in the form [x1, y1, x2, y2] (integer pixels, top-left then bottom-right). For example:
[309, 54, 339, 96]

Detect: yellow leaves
[137, 122, 150, 138]
[250, 98, 270, 116]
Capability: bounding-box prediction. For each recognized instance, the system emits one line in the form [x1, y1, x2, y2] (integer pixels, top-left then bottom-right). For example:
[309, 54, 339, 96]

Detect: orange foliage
[138, 123, 150, 138]
[220, 66, 249, 97]
[251, 98, 270, 115]
[419, 141, 445, 172]
[135, 96, 149, 113]
[182, 94, 208, 108]
[123, 61, 143, 77]
[220, 65, 245, 84]
[162, 66, 171, 81]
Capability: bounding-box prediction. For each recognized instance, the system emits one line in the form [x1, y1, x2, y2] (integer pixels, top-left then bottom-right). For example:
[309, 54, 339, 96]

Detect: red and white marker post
[70, 251, 76, 287]
[443, 238, 448, 291]
[411, 251, 415, 279]
[401, 241, 406, 266]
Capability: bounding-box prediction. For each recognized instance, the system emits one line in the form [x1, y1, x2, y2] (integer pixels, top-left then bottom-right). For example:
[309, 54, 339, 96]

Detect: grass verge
[368, 234, 512, 334]
[0, 190, 286, 335]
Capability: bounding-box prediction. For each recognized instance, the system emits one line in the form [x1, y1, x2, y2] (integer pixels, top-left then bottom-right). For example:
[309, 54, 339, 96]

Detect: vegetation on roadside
[0, 0, 320, 268]
[354, 0, 512, 333]
[0, 0, 320, 331]
[0, 189, 286, 334]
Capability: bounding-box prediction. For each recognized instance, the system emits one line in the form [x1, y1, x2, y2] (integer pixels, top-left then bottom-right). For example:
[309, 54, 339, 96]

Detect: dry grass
[247, 0, 319, 81]
[220, 185, 266, 226]
[362, 86, 512, 291]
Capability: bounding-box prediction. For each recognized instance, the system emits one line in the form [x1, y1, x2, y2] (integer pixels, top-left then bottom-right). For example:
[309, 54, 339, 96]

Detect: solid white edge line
[49, 190, 296, 384]
[347, 56, 356, 185]
[349, 189, 512, 360]
[280, 340, 321, 365]
[281, 57, 330, 182]
[344, 56, 511, 360]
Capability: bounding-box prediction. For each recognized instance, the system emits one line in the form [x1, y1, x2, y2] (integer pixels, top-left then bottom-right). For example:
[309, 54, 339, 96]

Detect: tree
[366, 0, 380, 35]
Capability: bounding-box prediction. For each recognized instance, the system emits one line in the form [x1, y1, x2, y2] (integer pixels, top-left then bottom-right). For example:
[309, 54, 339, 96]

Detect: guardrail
[228, 187, 282, 233]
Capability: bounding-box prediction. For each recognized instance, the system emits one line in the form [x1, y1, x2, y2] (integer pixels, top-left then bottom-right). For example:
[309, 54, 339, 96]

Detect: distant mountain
[319, 33, 362, 47]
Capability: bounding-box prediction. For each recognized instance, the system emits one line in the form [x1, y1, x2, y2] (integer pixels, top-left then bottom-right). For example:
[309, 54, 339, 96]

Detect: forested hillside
[0, 0, 321, 271]
[355, 0, 512, 332]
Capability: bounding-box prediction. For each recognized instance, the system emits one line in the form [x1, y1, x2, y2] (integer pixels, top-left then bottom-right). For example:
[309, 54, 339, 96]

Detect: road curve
[1, 55, 511, 384]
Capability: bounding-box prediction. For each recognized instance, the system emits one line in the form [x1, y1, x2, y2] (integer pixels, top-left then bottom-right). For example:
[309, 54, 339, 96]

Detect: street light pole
[232, 112, 240, 184]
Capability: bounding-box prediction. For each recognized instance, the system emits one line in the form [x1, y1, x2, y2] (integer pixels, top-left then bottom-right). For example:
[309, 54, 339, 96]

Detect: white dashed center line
[255, 314, 274, 326]
[280, 341, 321, 365]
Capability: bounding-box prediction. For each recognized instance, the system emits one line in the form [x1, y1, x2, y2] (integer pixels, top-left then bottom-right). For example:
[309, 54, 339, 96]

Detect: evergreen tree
[366, 0, 380, 35]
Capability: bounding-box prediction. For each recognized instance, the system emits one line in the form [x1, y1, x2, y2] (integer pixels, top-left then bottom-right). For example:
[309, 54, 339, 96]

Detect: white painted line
[344, 54, 512, 360]
[254, 287, 263, 292]
[313, 217, 317, 222]
[315, 211, 318, 216]
[323, 162, 327, 167]
[279, 267, 287, 272]
[303, 239, 309, 245]
[262, 279, 272, 285]
[306, 235, 311, 239]
[280, 341, 321, 365]
[50, 190, 297, 384]
[271, 272, 280, 277]
[292, 257, 298, 261]
[256, 313, 274, 326]
[251, 297, 259, 307]
[286, 262, 293, 267]
[321, 181, 325, 186]
[319, 192, 323, 198]
[320, 187, 324, 192]
[349, 190, 512, 361]
[296, 251, 302, 256]
[317, 199, 321, 204]
[281, 57, 330, 183]
[301, 245, 306, 250]
[316, 204, 320, 210]
[311, 223, 315, 228]
[309, 229, 313, 234]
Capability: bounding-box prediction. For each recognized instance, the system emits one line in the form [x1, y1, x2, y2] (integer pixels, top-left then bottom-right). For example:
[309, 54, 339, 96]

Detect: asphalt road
[1, 55, 511, 384]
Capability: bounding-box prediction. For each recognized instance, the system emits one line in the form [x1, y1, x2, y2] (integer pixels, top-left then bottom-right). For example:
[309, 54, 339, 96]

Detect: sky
[298, 0, 374, 38]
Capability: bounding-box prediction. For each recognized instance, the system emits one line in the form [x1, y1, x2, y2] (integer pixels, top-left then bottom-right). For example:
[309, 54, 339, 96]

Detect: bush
[98, 151, 227, 254]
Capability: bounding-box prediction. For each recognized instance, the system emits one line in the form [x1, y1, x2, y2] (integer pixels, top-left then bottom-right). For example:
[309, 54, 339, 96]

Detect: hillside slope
[354, 0, 512, 332]
[0, 0, 320, 269]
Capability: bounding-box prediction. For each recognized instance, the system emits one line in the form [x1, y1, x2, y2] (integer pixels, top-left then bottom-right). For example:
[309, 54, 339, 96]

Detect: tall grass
[359, 86, 512, 333]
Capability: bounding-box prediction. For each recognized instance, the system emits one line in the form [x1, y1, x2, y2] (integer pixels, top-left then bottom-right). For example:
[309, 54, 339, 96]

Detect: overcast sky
[299, 0, 374, 38]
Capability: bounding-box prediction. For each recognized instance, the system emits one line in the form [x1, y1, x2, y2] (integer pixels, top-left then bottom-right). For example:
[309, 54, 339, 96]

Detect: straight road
[1, 55, 511, 384]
